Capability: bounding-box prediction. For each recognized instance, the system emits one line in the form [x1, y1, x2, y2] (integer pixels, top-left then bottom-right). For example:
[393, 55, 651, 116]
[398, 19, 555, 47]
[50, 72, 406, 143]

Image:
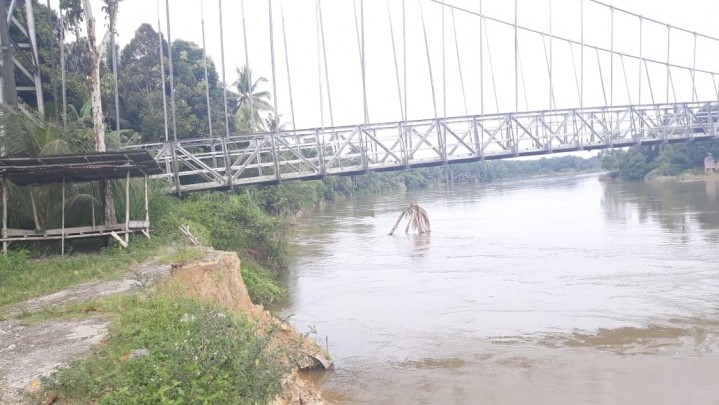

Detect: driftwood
[179, 225, 201, 246]
[389, 203, 431, 235]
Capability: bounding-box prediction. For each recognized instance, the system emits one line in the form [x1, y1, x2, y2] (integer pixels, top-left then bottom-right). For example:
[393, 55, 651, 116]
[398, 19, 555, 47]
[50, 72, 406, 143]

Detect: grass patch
[156, 246, 207, 266]
[0, 237, 178, 310]
[40, 293, 291, 404]
[7, 295, 133, 323]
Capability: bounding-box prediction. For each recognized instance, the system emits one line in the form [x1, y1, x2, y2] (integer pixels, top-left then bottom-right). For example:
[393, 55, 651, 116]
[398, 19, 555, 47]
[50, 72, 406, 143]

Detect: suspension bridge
[3, 0, 719, 194]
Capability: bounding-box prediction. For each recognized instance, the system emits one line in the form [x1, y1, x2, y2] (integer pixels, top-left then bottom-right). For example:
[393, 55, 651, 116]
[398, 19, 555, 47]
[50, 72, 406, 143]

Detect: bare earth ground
[0, 319, 110, 404]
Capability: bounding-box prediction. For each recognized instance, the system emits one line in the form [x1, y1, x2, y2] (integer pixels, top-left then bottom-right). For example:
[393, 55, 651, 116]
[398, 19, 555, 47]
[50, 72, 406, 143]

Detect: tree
[169, 40, 227, 139]
[233, 65, 272, 132]
[118, 28, 228, 141]
[79, 0, 107, 152]
[61, 0, 122, 225]
[118, 23, 167, 141]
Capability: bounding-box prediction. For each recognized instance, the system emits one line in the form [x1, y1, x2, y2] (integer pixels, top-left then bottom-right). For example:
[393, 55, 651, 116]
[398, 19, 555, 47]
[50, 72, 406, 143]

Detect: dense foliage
[13, 3, 233, 141]
[600, 140, 719, 180]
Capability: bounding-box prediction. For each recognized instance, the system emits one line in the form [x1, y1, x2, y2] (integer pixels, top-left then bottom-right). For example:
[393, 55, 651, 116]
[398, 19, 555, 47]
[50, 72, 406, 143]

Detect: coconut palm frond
[389, 203, 431, 235]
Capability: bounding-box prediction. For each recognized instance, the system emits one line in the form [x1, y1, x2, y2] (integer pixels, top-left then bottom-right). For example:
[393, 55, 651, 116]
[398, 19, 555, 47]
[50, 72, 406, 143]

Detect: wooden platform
[0, 151, 160, 254]
[1, 222, 150, 242]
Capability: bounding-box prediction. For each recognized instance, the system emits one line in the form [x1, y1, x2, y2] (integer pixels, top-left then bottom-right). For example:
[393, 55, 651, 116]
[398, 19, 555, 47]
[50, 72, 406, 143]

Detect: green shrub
[241, 261, 285, 307]
[42, 295, 290, 404]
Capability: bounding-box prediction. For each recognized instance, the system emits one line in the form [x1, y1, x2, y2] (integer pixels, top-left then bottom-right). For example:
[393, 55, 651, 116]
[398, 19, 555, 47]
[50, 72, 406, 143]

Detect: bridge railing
[123, 101, 719, 193]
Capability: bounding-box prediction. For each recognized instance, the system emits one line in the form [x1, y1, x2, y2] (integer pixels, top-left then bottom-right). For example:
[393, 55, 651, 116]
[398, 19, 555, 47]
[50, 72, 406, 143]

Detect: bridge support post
[0, 0, 43, 114]
[358, 125, 369, 172]
[315, 128, 326, 176]
[270, 135, 281, 181]
[472, 117, 482, 159]
[438, 119, 447, 163]
[0, 0, 16, 107]
[399, 122, 409, 168]
[221, 136, 232, 189]
[170, 141, 181, 195]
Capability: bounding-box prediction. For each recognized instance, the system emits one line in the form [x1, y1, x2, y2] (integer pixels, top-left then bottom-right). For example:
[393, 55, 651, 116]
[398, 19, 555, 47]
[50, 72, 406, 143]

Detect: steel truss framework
[124, 101, 719, 193]
[0, 0, 43, 113]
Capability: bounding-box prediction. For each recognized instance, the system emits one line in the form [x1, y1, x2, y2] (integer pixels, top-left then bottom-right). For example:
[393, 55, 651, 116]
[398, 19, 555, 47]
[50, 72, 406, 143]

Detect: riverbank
[646, 171, 719, 183]
[0, 249, 329, 404]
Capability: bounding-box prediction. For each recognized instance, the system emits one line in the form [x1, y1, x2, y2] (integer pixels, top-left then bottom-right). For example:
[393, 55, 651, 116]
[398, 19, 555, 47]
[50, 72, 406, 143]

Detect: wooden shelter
[0, 151, 162, 254]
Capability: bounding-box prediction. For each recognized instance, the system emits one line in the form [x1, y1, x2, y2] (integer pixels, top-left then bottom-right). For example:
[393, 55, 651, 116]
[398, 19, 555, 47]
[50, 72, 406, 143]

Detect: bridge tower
[0, 0, 44, 115]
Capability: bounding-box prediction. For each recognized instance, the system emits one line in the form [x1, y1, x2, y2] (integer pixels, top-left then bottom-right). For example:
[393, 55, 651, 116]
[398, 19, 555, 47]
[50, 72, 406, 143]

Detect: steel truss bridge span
[125, 101, 719, 194]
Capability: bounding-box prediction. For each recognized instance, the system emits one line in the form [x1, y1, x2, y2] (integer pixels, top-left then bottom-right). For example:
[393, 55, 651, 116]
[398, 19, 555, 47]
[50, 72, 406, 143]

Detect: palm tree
[233, 65, 273, 132]
[264, 113, 287, 133]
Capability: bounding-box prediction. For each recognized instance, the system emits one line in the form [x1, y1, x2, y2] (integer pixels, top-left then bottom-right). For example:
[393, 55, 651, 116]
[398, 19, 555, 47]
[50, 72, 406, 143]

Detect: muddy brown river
[281, 174, 719, 404]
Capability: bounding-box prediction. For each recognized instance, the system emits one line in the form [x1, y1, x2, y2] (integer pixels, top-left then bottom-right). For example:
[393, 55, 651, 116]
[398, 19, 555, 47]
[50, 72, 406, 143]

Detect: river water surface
[281, 174, 719, 404]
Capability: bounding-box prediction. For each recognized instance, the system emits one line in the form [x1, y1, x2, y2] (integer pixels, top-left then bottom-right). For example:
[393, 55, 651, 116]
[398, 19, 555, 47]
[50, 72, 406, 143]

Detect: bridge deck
[123, 101, 719, 193]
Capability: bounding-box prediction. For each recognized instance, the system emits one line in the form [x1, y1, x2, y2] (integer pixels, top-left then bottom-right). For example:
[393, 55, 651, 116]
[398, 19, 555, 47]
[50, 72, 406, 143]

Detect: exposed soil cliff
[168, 251, 330, 405]
[0, 250, 328, 405]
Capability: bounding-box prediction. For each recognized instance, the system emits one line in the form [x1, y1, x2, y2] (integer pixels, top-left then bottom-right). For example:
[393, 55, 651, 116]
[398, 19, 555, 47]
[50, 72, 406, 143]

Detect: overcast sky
[49, 0, 719, 130]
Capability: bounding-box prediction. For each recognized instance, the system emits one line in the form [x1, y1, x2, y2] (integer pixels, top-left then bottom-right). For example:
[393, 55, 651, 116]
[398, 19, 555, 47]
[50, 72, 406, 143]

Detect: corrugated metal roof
[0, 151, 163, 185]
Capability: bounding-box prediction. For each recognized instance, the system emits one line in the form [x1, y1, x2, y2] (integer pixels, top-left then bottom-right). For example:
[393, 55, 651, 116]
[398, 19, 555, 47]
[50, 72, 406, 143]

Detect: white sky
[53, 0, 719, 130]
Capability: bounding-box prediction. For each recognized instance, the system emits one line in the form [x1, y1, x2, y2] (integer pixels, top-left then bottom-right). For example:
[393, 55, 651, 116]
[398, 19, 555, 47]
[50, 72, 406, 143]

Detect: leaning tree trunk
[82, 0, 116, 225]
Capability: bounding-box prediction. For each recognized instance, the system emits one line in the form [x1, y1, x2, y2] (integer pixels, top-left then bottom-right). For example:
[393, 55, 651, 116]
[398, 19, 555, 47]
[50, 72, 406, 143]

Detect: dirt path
[0, 259, 172, 404]
[0, 319, 110, 404]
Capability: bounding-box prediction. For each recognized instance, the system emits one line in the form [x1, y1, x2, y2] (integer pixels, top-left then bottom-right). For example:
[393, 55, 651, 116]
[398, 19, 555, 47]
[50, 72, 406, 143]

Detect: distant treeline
[600, 140, 719, 180]
[249, 155, 602, 215]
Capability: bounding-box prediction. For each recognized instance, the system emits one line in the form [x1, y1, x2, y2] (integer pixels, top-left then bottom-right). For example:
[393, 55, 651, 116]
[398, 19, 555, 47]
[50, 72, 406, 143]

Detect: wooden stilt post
[125, 168, 130, 245]
[91, 182, 96, 230]
[61, 177, 65, 256]
[144, 174, 150, 238]
[29, 185, 40, 231]
[2, 180, 7, 254]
